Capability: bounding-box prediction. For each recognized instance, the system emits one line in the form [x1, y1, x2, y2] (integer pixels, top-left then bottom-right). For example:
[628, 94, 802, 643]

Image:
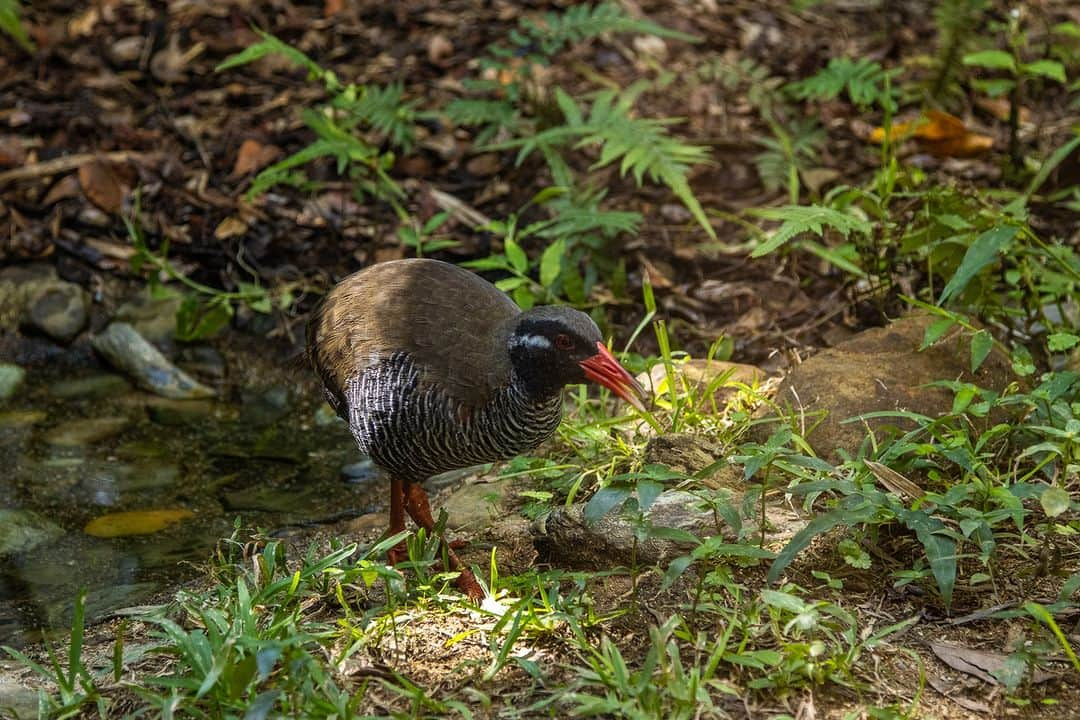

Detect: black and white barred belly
[343, 352, 563, 482]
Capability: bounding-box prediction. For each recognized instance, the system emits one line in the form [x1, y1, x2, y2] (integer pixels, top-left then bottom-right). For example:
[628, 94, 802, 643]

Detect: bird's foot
[386, 541, 408, 567]
[455, 567, 485, 602]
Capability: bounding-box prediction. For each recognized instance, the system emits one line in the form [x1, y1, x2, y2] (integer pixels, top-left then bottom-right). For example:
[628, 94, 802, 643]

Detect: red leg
[386, 476, 407, 566]
[403, 482, 484, 601]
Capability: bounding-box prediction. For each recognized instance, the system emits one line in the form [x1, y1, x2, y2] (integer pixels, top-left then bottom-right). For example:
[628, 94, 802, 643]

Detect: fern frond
[445, 99, 517, 129]
[519, 2, 698, 59]
[338, 83, 418, 151]
[217, 29, 327, 83]
[494, 87, 714, 238]
[753, 119, 825, 194]
[749, 205, 873, 257]
[786, 57, 898, 109]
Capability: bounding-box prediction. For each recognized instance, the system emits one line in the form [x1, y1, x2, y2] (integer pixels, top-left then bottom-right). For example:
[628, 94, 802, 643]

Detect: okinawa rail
[308, 258, 646, 599]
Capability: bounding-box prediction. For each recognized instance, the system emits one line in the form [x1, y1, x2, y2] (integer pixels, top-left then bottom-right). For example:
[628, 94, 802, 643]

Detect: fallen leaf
[975, 96, 1031, 124]
[84, 509, 195, 538]
[866, 460, 924, 499]
[324, 0, 345, 15]
[42, 174, 82, 206]
[214, 216, 248, 240]
[930, 642, 1056, 685]
[78, 160, 123, 214]
[869, 110, 993, 158]
[232, 139, 282, 177]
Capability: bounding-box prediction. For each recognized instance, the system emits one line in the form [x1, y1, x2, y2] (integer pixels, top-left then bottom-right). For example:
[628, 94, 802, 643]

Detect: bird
[307, 258, 647, 600]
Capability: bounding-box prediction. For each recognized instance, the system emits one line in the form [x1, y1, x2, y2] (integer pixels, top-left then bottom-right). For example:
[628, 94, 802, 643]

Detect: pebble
[26, 281, 88, 343]
[0, 508, 65, 557]
[44, 416, 130, 447]
[91, 322, 216, 400]
[51, 373, 130, 400]
[0, 364, 25, 402]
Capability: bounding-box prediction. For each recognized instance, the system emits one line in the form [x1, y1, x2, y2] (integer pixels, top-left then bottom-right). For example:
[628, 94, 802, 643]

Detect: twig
[0, 151, 162, 186]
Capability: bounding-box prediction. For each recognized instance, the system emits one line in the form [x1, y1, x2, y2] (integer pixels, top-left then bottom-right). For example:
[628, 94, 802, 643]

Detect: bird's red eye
[555, 334, 574, 350]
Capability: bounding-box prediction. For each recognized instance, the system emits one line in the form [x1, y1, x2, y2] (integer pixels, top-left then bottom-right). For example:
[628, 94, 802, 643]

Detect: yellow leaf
[84, 509, 195, 538]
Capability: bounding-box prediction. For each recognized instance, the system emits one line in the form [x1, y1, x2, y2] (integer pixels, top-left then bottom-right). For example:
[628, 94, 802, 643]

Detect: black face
[507, 306, 604, 398]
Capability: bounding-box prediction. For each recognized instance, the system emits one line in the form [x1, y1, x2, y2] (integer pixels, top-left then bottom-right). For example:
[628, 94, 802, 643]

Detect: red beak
[579, 342, 649, 412]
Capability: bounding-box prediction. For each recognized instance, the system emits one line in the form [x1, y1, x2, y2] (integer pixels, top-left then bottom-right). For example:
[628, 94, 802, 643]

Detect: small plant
[125, 207, 298, 341]
[217, 31, 409, 206]
[0, 0, 33, 54]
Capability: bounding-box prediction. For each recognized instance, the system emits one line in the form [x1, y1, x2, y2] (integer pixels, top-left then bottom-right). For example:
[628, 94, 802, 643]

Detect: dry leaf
[214, 216, 248, 240]
[232, 139, 281, 177]
[869, 110, 992, 158]
[324, 0, 345, 16]
[42, 174, 82, 206]
[930, 642, 1056, 685]
[865, 460, 924, 499]
[84, 509, 195, 538]
[78, 160, 123, 214]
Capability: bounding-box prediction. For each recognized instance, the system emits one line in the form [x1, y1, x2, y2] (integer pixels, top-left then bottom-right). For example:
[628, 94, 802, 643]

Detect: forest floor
[1, 0, 1079, 718]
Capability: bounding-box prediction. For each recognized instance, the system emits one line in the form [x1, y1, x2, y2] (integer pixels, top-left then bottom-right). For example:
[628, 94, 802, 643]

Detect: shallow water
[0, 360, 381, 646]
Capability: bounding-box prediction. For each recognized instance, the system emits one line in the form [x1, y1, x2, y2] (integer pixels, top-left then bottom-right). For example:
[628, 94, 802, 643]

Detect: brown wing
[307, 259, 520, 409]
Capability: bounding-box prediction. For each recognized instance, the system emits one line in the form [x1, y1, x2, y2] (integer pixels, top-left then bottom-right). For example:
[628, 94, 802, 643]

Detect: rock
[239, 386, 292, 427]
[755, 313, 1014, 460]
[0, 509, 65, 556]
[91, 322, 216, 399]
[113, 292, 182, 350]
[532, 490, 728, 568]
[637, 359, 768, 411]
[341, 458, 379, 484]
[25, 280, 89, 343]
[0, 662, 39, 719]
[44, 416, 130, 447]
[440, 477, 519, 531]
[0, 264, 55, 331]
[146, 397, 218, 426]
[645, 433, 720, 477]
[176, 345, 226, 380]
[0, 363, 25, 402]
[0, 410, 46, 430]
[51, 373, 130, 400]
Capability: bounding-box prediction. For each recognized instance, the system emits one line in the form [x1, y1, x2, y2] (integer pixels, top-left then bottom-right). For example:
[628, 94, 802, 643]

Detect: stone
[532, 490, 729, 568]
[146, 397, 218, 426]
[754, 313, 1015, 460]
[0, 662, 39, 719]
[51, 373, 130, 400]
[25, 280, 88, 343]
[0, 509, 65, 556]
[341, 458, 379, 484]
[239, 386, 292, 427]
[113, 292, 182, 349]
[0, 363, 25, 402]
[0, 410, 46, 430]
[43, 416, 130, 447]
[176, 345, 226, 380]
[439, 477, 519, 531]
[91, 322, 216, 399]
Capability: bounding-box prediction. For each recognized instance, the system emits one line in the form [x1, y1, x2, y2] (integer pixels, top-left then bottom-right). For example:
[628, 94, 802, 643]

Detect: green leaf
[970, 329, 994, 372]
[1040, 486, 1071, 518]
[920, 316, 956, 350]
[1011, 344, 1036, 376]
[0, 0, 35, 53]
[505, 237, 528, 274]
[584, 487, 631, 523]
[962, 50, 1017, 73]
[938, 225, 1018, 305]
[1021, 60, 1066, 83]
[1047, 333, 1080, 352]
[898, 509, 957, 609]
[636, 479, 664, 512]
[750, 205, 872, 257]
[176, 295, 234, 341]
[539, 239, 566, 288]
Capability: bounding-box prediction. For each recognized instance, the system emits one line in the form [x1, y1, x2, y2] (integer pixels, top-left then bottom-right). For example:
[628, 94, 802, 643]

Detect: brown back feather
[307, 259, 521, 409]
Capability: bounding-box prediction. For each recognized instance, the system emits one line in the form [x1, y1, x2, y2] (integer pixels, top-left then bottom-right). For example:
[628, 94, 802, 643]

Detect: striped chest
[342, 352, 563, 481]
